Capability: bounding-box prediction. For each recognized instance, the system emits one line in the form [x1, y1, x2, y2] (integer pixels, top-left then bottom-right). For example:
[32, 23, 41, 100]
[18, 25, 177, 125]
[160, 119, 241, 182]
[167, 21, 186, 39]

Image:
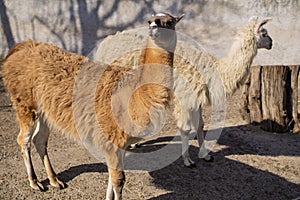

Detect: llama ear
[176, 14, 185, 23]
[259, 17, 272, 27]
[256, 17, 272, 32]
[249, 16, 258, 23]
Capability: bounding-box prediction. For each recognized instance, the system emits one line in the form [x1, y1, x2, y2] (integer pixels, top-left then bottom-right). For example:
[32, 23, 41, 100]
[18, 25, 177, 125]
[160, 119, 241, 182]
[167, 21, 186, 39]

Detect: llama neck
[137, 37, 175, 88]
[218, 24, 257, 95]
[127, 36, 175, 129]
[140, 37, 175, 67]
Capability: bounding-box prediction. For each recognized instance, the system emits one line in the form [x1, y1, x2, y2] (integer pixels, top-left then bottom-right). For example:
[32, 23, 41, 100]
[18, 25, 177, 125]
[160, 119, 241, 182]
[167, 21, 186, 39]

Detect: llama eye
[166, 20, 173, 26]
[155, 19, 161, 26]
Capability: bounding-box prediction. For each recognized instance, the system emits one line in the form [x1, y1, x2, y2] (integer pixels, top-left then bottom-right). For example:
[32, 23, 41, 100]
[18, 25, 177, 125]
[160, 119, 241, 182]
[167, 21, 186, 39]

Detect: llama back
[33, 42, 88, 138]
[2, 40, 88, 139]
[5, 40, 39, 60]
[95, 31, 212, 107]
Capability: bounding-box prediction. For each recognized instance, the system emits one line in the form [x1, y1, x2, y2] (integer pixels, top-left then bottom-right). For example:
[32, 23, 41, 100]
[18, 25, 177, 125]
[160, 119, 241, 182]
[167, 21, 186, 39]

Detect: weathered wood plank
[246, 65, 299, 133]
[290, 65, 300, 133]
[248, 65, 262, 125]
[260, 66, 289, 132]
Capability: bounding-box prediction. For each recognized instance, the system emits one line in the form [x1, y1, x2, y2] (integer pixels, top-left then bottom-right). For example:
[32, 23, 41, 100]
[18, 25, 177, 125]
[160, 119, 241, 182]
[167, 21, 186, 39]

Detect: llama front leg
[105, 147, 125, 200]
[180, 129, 196, 167]
[17, 121, 44, 191]
[32, 118, 65, 189]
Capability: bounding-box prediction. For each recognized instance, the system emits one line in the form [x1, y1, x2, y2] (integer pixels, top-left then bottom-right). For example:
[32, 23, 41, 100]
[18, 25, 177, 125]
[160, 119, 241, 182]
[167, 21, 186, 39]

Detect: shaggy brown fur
[2, 39, 164, 194]
[2, 40, 89, 190]
[3, 40, 88, 138]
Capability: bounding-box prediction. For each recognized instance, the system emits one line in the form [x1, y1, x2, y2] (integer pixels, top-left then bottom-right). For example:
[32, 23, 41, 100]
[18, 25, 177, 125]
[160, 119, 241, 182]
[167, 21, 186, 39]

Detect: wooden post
[290, 65, 300, 133]
[248, 66, 262, 125]
[260, 66, 289, 132]
[246, 65, 299, 133]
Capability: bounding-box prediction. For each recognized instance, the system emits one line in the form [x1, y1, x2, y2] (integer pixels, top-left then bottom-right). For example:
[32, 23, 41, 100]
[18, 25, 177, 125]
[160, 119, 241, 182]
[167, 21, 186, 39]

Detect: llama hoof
[186, 162, 196, 168]
[203, 155, 214, 162]
[198, 151, 214, 162]
[50, 177, 66, 189]
[183, 158, 196, 168]
[30, 180, 45, 191]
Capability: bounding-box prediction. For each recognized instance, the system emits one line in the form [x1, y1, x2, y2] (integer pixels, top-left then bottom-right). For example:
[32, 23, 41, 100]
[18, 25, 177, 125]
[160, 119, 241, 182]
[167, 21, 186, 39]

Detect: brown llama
[2, 13, 183, 199]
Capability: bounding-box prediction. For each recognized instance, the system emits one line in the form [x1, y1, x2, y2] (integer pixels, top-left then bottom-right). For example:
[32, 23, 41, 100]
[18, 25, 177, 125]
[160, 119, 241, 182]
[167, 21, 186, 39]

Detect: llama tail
[5, 40, 40, 60]
[199, 84, 211, 107]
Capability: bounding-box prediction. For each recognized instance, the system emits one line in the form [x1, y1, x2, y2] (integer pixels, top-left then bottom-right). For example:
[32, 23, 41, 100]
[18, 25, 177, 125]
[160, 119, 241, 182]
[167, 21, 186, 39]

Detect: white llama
[95, 16, 273, 167]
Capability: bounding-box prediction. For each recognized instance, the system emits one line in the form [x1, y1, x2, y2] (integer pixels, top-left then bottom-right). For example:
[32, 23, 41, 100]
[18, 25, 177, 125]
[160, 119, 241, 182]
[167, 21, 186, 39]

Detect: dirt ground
[0, 64, 299, 200]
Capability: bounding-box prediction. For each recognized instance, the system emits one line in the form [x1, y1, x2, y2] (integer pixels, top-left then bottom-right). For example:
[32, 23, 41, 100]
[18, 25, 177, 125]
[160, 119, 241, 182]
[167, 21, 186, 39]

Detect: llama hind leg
[180, 129, 196, 167]
[197, 119, 213, 162]
[17, 119, 44, 190]
[32, 118, 65, 189]
[106, 168, 125, 200]
[105, 148, 125, 200]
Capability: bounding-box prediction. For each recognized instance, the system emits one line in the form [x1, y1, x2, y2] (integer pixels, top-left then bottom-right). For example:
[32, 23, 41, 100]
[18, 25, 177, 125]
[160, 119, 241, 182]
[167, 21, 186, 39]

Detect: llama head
[148, 13, 184, 31]
[254, 17, 273, 50]
[147, 13, 184, 50]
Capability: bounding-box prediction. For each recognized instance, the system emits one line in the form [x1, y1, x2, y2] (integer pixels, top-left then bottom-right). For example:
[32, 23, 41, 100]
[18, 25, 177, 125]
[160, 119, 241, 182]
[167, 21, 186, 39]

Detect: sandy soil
[0, 64, 299, 199]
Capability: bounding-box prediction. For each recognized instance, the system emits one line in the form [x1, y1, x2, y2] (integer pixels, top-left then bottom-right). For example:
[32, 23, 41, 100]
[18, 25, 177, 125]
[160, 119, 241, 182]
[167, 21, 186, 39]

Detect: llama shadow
[128, 124, 300, 199]
[147, 152, 300, 199]
[58, 163, 108, 183]
[39, 124, 300, 198]
[41, 163, 108, 190]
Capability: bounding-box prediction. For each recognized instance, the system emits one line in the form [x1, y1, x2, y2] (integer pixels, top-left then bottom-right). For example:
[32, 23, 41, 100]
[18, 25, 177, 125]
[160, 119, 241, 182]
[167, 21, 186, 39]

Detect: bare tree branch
[0, 0, 15, 48]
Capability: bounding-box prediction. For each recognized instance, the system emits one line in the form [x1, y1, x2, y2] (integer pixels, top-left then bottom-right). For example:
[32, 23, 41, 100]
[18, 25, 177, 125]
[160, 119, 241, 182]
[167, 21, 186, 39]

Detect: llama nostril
[267, 42, 272, 49]
[149, 21, 157, 29]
